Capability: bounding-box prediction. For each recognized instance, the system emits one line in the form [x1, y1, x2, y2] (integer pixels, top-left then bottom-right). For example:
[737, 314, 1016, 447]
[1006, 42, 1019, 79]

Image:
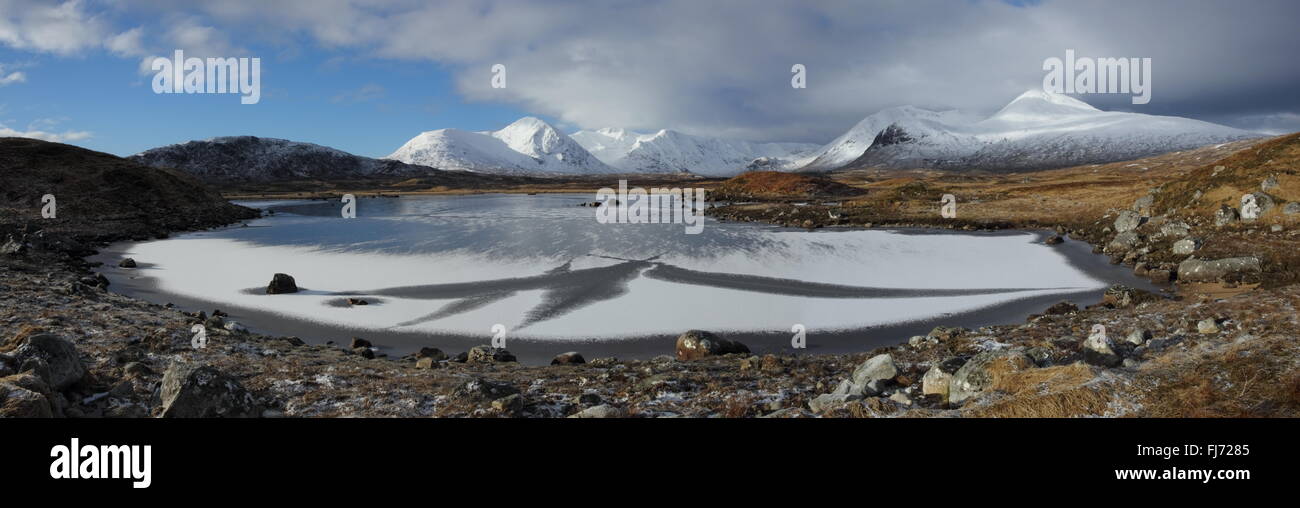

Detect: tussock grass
[964, 363, 1120, 418]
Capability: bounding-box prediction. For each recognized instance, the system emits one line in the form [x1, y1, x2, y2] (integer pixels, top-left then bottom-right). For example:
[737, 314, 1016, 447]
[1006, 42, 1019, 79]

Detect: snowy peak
[806, 89, 1262, 172]
[387, 117, 615, 175]
[571, 128, 819, 177]
[989, 89, 1101, 122]
[491, 116, 562, 157]
[800, 105, 971, 171]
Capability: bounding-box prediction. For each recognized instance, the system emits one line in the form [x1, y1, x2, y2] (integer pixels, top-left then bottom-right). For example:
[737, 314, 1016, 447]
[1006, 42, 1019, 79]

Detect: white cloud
[106, 26, 146, 56]
[0, 63, 24, 85]
[135, 15, 249, 75]
[0, 0, 110, 55]
[0, 121, 92, 143]
[0, 0, 150, 58]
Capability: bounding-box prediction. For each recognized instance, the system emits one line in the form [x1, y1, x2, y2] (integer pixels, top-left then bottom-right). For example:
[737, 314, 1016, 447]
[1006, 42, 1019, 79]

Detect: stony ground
[4, 135, 1300, 418]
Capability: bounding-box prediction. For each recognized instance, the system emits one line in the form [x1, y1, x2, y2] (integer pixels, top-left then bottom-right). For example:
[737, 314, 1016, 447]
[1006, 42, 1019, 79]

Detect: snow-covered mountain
[805, 90, 1262, 172]
[387, 117, 615, 175]
[571, 128, 819, 177]
[800, 107, 975, 171]
[130, 136, 437, 183]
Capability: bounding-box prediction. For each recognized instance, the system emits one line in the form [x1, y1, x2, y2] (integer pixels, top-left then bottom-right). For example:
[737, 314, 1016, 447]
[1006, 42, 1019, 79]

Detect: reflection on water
[238, 194, 783, 260]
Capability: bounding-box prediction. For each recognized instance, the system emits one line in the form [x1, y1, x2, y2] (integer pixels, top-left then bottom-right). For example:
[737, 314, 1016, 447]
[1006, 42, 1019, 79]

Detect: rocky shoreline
[3, 136, 1300, 418]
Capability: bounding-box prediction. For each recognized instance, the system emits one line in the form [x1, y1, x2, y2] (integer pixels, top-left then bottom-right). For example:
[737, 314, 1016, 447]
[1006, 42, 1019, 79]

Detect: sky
[1, 0, 1298, 158]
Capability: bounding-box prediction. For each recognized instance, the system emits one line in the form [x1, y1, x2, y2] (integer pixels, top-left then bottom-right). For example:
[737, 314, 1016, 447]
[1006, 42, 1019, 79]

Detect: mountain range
[569, 128, 818, 176]
[386, 117, 614, 175]
[830, 90, 1260, 172]
[129, 90, 1265, 182]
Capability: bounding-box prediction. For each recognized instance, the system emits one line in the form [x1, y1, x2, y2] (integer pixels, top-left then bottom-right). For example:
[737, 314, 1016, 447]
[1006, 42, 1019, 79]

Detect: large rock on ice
[266, 273, 299, 294]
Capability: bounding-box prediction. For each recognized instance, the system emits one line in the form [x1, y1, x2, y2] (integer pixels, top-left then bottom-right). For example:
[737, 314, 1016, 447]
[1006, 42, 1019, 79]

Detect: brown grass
[0, 324, 44, 353]
[1141, 332, 1300, 417]
[964, 363, 1118, 418]
[712, 171, 862, 200]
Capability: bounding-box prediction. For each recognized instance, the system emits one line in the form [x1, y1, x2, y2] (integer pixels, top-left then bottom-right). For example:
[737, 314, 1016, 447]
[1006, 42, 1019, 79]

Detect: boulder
[1124, 329, 1151, 345]
[927, 326, 967, 341]
[1284, 202, 1300, 215]
[808, 393, 861, 413]
[1145, 269, 1173, 284]
[853, 354, 897, 389]
[1044, 234, 1064, 245]
[1101, 285, 1159, 308]
[830, 353, 899, 397]
[1132, 195, 1155, 215]
[1158, 221, 1191, 239]
[0, 378, 53, 418]
[454, 378, 519, 401]
[921, 365, 953, 403]
[674, 330, 749, 361]
[569, 404, 627, 418]
[11, 334, 84, 390]
[467, 346, 517, 363]
[1113, 210, 1146, 233]
[1176, 257, 1262, 283]
[203, 315, 225, 330]
[415, 347, 447, 361]
[1241, 192, 1276, 220]
[159, 362, 260, 418]
[415, 357, 440, 369]
[491, 394, 525, 414]
[1214, 205, 1238, 226]
[1172, 238, 1202, 255]
[1262, 176, 1280, 192]
[266, 273, 298, 294]
[118, 258, 137, 268]
[0, 234, 29, 256]
[948, 350, 1034, 405]
[551, 352, 586, 365]
[349, 337, 372, 349]
[1041, 301, 1079, 315]
[1197, 318, 1221, 334]
[1082, 333, 1122, 367]
[1106, 231, 1141, 254]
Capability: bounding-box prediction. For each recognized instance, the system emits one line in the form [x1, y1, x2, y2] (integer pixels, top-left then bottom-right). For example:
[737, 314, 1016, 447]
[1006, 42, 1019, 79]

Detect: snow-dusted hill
[130, 136, 437, 183]
[387, 117, 615, 175]
[571, 128, 819, 177]
[816, 90, 1262, 172]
